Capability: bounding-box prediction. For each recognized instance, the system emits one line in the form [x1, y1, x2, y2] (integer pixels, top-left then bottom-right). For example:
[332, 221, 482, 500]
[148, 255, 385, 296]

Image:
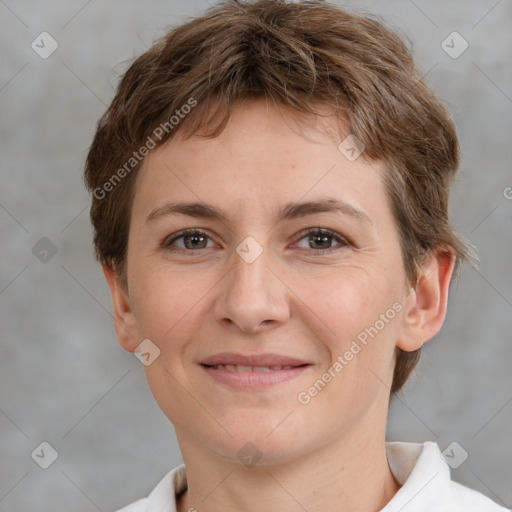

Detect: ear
[396, 248, 456, 352]
[103, 264, 139, 353]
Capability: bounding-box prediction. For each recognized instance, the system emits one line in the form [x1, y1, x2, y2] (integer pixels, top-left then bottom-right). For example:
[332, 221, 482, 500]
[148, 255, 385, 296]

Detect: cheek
[293, 267, 403, 404]
[300, 268, 400, 342]
[294, 273, 401, 404]
[128, 263, 217, 348]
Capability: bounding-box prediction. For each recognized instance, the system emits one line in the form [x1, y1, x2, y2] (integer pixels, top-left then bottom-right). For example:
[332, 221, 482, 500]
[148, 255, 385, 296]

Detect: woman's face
[112, 100, 421, 464]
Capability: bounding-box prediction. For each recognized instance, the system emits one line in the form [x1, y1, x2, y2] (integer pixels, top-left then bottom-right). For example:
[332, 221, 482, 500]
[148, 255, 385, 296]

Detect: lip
[199, 352, 312, 390]
[200, 352, 310, 367]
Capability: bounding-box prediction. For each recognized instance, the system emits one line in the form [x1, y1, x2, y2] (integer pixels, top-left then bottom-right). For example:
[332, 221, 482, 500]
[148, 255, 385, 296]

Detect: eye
[162, 229, 216, 251]
[161, 227, 350, 254]
[292, 228, 350, 253]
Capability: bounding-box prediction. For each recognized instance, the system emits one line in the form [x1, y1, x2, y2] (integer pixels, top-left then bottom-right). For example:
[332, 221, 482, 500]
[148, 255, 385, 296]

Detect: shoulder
[112, 464, 187, 512]
[384, 441, 508, 512]
[114, 498, 147, 512]
[448, 479, 509, 512]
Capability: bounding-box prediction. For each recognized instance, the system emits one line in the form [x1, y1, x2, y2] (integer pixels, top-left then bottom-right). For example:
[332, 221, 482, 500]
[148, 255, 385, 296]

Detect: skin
[104, 99, 455, 512]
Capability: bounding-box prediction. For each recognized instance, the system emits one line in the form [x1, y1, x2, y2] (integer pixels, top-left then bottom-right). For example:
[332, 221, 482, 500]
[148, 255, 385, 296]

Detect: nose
[213, 242, 290, 333]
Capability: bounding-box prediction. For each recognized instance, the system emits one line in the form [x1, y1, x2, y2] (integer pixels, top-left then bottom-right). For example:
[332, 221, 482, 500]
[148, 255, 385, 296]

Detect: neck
[176, 422, 400, 512]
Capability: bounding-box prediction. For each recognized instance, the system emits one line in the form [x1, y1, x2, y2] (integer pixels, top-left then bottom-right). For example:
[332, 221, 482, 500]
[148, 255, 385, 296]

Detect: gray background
[1, 0, 511, 510]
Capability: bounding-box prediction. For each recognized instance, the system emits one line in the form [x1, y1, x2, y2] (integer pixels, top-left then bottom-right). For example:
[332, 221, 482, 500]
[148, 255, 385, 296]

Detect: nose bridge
[233, 238, 272, 294]
[214, 235, 290, 331]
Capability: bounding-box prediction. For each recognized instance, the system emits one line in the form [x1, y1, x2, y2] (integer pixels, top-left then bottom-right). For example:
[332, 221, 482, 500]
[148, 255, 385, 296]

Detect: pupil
[311, 235, 330, 249]
[185, 234, 206, 249]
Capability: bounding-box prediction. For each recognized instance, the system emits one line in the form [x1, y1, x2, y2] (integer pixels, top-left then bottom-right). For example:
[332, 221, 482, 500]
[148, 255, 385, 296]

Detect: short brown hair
[84, 0, 474, 394]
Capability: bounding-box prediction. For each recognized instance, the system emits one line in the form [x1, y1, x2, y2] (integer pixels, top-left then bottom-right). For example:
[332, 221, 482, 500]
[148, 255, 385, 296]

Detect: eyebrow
[146, 197, 373, 226]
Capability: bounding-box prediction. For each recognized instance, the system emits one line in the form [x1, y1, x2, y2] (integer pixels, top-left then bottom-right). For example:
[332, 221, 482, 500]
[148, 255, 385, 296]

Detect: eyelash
[161, 227, 350, 255]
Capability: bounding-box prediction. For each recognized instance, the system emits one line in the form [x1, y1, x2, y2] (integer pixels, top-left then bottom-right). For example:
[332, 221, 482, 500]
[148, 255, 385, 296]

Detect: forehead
[132, 99, 391, 226]
[182, 99, 353, 162]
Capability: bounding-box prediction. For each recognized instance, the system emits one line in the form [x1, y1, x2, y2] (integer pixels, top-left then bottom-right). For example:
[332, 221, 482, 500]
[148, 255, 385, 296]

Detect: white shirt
[115, 442, 508, 511]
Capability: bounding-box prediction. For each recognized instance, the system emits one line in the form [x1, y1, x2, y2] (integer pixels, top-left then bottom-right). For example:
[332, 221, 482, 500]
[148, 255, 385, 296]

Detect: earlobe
[396, 249, 456, 352]
[102, 264, 139, 353]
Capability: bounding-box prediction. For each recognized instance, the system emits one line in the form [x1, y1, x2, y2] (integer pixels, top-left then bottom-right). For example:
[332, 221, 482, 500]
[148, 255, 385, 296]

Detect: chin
[204, 417, 311, 466]
[212, 439, 305, 468]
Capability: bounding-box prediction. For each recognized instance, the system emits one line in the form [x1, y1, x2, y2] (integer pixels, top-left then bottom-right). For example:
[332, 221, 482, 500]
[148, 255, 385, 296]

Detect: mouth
[199, 353, 312, 390]
[202, 364, 305, 372]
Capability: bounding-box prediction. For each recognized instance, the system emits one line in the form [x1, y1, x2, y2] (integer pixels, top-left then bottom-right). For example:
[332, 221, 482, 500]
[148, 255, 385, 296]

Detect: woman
[84, 1, 507, 510]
